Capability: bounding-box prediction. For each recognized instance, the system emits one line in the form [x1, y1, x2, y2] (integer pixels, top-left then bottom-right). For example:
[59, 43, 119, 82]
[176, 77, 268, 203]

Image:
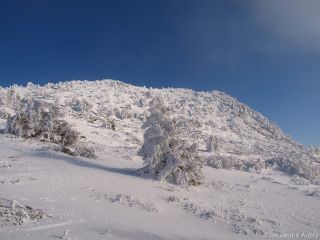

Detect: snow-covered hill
[0, 79, 319, 239]
[1, 80, 318, 181]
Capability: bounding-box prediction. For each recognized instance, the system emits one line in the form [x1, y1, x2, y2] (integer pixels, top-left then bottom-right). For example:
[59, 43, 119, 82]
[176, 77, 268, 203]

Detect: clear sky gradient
[0, 0, 319, 146]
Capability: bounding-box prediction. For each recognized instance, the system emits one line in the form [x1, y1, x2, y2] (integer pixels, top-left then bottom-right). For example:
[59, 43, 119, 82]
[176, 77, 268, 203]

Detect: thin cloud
[249, 0, 320, 52]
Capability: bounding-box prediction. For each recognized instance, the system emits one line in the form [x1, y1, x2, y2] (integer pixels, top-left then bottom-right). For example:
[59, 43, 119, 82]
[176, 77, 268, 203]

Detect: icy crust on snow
[0, 79, 319, 183]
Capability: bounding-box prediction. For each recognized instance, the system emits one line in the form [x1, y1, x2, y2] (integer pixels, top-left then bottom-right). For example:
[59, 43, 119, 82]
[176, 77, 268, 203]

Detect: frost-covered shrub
[237, 160, 264, 173]
[52, 121, 79, 147]
[207, 154, 263, 173]
[97, 101, 113, 118]
[171, 143, 204, 186]
[135, 98, 144, 108]
[73, 144, 96, 159]
[167, 196, 180, 203]
[113, 107, 123, 119]
[265, 156, 320, 184]
[101, 118, 116, 130]
[310, 188, 320, 197]
[266, 157, 302, 175]
[5, 98, 79, 148]
[0, 109, 11, 119]
[114, 107, 132, 119]
[219, 125, 227, 132]
[68, 96, 93, 116]
[291, 175, 310, 185]
[205, 120, 216, 128]
[0, 198, 46, 226]
[0, 89, 21, 113]
[309, 146, 320, 157]
[6, 99, 55, 138]
[206, 136, 220, 153]
[139, 96, 204, 186]
[207, 155, 233, 170]
[207, 155, 222, 169]
[133, 112, 145, 121]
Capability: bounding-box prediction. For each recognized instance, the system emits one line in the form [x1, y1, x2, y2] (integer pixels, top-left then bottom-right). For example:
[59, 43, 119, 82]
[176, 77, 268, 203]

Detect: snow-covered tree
[310, 146, 320, 156]
[315, 147, 320, 156]
[5, 98, 79, 148]
[0, 89, 22, 113]
[206, 135, 220, 152]
[139, 96, 204, 186]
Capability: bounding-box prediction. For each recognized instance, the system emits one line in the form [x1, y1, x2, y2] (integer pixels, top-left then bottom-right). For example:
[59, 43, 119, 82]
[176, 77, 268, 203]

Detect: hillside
[1, 80, 318, 179]
[0, 79, 319, 239]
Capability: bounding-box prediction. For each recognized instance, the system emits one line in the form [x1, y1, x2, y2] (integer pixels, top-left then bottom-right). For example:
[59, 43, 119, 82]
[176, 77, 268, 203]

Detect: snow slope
[1, 133, 320, 240]
[0, 80, 320, 239]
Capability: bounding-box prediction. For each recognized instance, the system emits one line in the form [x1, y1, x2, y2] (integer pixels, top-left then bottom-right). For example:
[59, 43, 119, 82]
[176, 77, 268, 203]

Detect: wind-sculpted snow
[0, 79, 319, 184]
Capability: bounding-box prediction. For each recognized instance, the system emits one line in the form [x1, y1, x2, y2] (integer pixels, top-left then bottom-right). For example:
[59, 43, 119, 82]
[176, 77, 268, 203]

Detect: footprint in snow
[6, 155, 22, 161]
[0, 160, 11, 168]
[7, 178, 20, 184]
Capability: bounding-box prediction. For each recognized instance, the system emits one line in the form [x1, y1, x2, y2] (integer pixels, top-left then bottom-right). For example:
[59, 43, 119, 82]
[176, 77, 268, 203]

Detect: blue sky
[0, 0, 319, 146]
